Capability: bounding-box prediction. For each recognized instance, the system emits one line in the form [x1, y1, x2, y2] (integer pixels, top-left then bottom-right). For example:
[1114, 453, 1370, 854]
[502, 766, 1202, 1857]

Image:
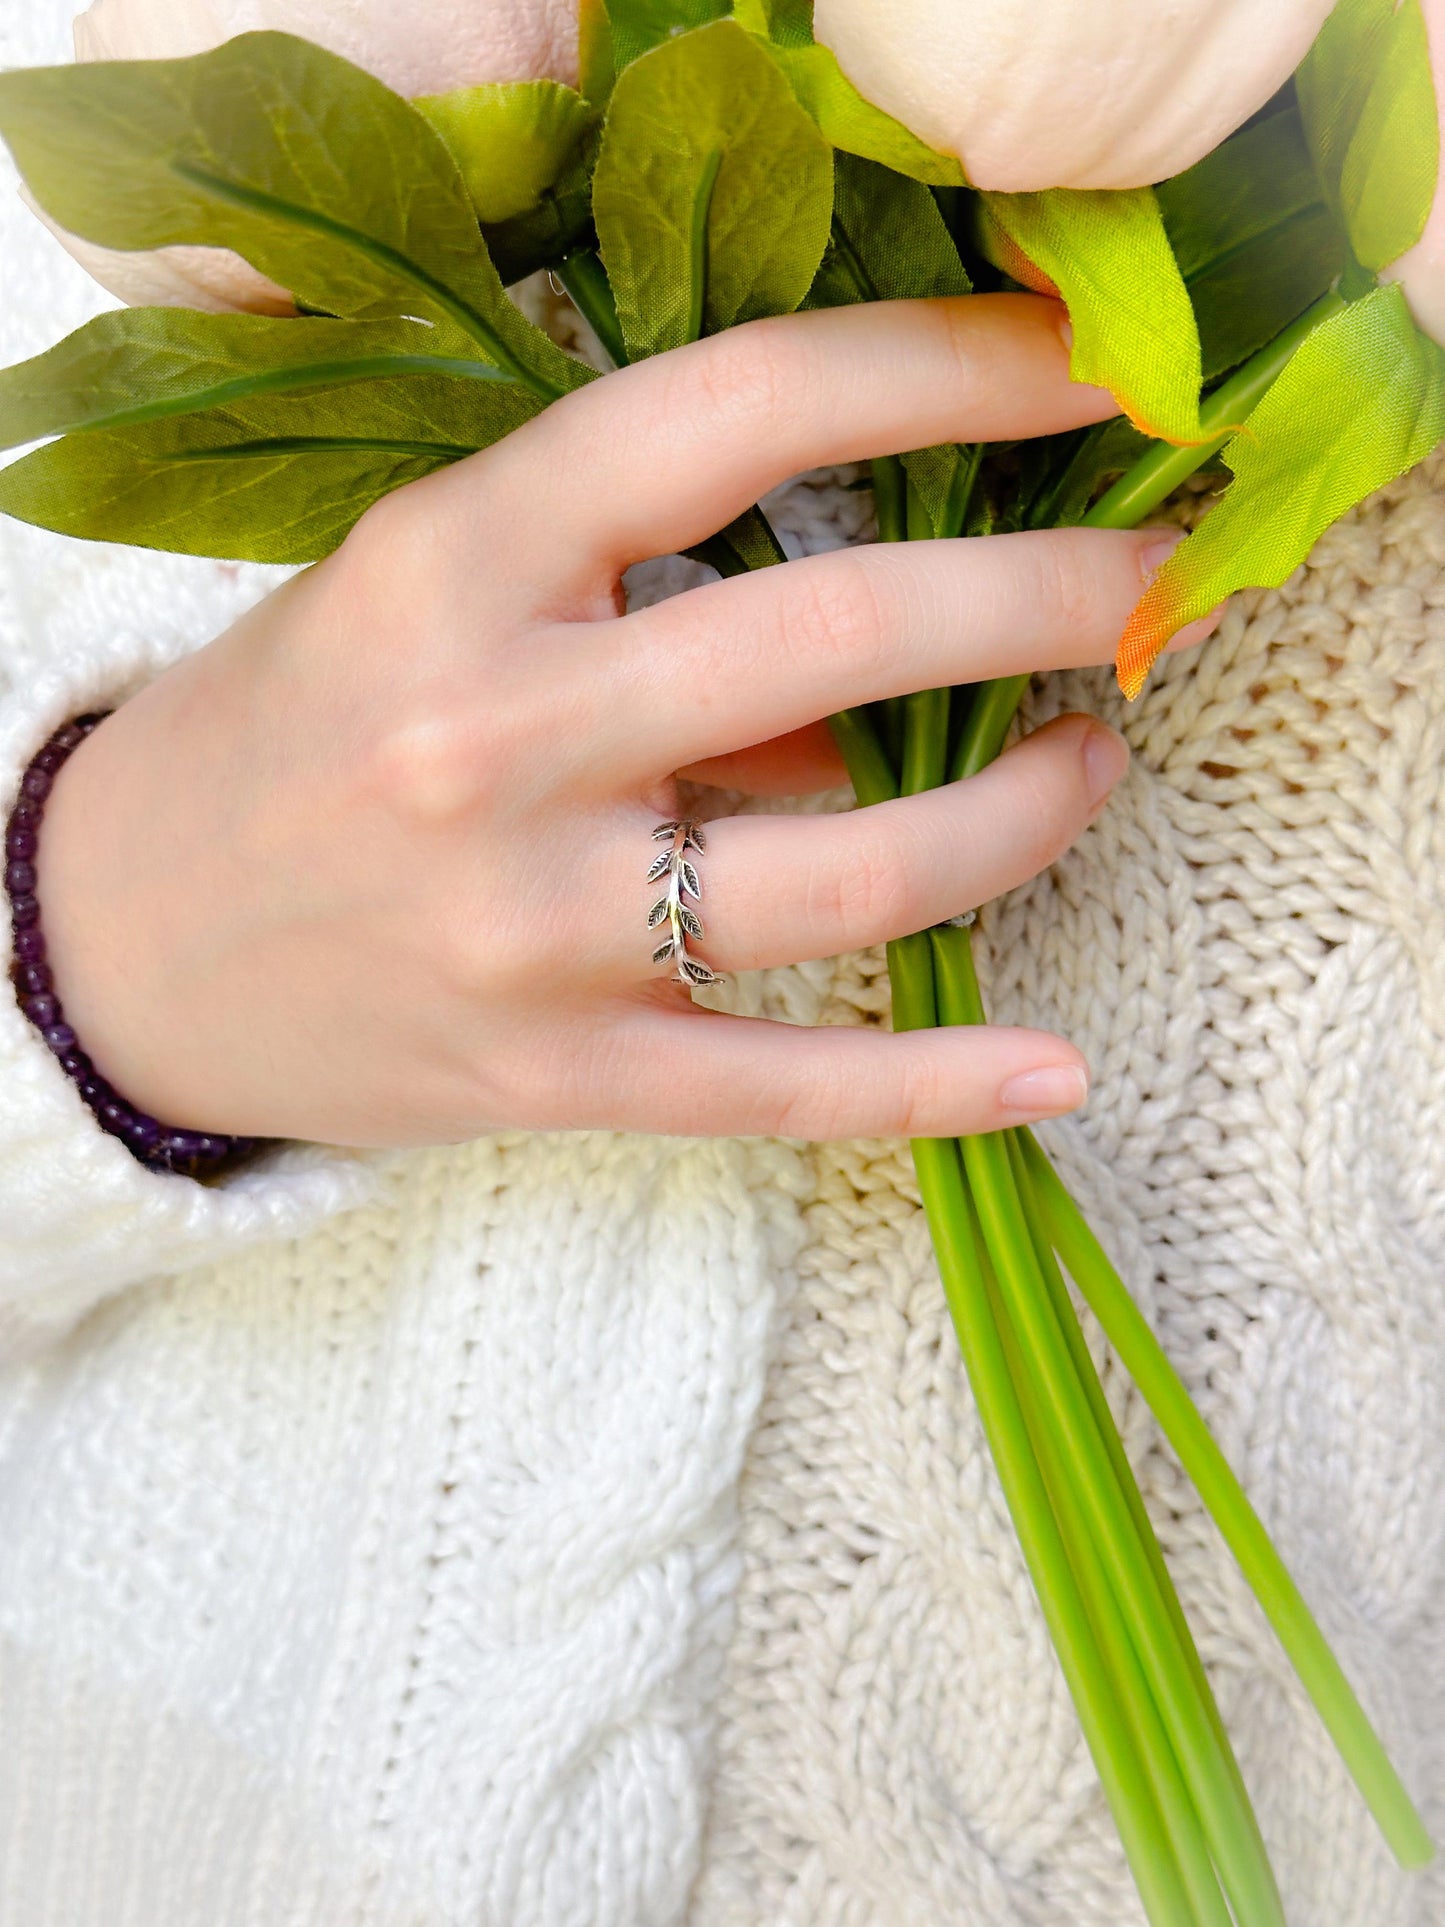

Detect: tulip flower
[39, 0, 580, 312]
[811, 0, 1337, 191]
[1384, 0, 1445, 343]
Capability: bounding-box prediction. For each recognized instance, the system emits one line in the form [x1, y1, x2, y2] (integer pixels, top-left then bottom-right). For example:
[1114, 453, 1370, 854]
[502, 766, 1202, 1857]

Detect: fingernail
[1165, 598, 1229, 653]
[1138, 528, 1186, 582]
[998, 1064, 1090, 1120]
[1057, 313, 1074, 352]
[1082, 723, 1129, 808]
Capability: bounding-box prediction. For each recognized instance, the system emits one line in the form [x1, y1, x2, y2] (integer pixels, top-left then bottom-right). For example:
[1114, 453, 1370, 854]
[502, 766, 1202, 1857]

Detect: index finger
[414, 295, 1118, 596]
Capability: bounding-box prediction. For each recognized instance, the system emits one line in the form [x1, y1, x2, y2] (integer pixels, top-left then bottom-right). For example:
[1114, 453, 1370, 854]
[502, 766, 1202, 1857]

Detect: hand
[34, 294, 1212, 1147]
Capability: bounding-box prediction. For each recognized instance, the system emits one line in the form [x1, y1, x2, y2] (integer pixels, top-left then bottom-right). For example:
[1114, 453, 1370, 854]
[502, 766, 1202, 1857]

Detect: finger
[582, 524, 1198, 780]
[678, 720, 848, 797]
[687, 716, 1128, 972]
[409, 295, 1117, 595]
[567, 1004, 1091, 1141]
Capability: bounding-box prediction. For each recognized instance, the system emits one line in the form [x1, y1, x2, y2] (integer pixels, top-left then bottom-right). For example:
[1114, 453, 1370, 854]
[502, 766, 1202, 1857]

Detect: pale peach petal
[73, 0, 579, 91]
[812, 0, 1335, 190]
[23, 186, 294, 315]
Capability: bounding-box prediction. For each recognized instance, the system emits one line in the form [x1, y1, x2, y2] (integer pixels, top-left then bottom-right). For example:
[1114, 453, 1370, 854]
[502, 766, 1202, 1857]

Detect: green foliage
[806, 154, 971, 533]
[415, 81, 600, 284]
[977, 186, 1205, 445]
[414, 82, 597, 226]
[1029, 417, 1157, 530]
[592, 19, 833, 358]
[1297, 0, 1439, 273]
[604, 0, 730, 70]
[763, 42, 966, 187]
[734, 0, 815, 45]
[0, 310, 515, 452]
[0, 372, 542, 563]
[1158, 104, 1345, 382]
[0, 32, 581, 398]
[1122, 283, 1445, 687]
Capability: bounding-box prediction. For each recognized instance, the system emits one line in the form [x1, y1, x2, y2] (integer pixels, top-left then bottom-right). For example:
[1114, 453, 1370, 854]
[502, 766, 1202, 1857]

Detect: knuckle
[783, 551, 891, 676]
[365, 696, 517, 825]
[1001, 740, 1088, 875]
[682, 319, 799, 442]
[1030, 530, 1106, 643]
[809, 822, 915, 939]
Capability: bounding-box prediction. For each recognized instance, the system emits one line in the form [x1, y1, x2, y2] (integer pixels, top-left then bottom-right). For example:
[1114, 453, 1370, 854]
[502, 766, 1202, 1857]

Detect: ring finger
[611, 714, 1129, 980]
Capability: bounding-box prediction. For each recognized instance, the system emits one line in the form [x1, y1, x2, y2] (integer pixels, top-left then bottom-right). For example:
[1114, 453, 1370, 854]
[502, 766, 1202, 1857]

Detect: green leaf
[0, 32, 582, 400]
[1297, 0, 1440, 272]
[1117, 282, 1445, 696]
[763, 41, 965, 186]
[0, 372, 542, 563]
[804, 154, 972, 534]
[0, 308, 517, 453]
[604, 0, 730, 70]
[1158, 104, 1345, 382]
[808, 153, 970, 308]
[415, 79, 601, 282]
[1028, 416, 1156, 530]
[735, 0, 815, 45]
[592, 19, 833, 357]
[578, 0, 618, 106]
[976, 186, 1205, 445]
[414, 81, 598, 226]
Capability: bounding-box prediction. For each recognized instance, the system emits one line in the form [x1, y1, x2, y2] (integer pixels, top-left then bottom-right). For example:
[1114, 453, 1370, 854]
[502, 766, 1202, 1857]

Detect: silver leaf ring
[645, 820, 719, 987]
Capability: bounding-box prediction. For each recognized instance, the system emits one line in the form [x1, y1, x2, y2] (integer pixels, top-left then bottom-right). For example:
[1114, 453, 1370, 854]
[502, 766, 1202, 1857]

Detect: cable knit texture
[1, 3, 1443, 1920]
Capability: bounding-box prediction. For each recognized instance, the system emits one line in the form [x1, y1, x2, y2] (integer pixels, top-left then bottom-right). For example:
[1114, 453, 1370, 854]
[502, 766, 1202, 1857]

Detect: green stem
[556, 246, 629, 369]
[913, 1136, 1200, 1927]
[1020, 1135, 1435, 1872]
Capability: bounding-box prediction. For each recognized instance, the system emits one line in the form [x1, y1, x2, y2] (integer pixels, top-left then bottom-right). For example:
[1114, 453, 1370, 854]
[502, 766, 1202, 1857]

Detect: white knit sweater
[1, 6, 1442, 1922]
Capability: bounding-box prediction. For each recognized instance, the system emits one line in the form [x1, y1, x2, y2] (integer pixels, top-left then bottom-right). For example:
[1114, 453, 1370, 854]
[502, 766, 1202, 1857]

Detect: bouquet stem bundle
[565, 255, 1429, 1924]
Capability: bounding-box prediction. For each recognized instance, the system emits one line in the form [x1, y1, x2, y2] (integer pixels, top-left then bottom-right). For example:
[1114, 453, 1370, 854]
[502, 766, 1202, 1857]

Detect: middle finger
[573, 525, 1186, 784]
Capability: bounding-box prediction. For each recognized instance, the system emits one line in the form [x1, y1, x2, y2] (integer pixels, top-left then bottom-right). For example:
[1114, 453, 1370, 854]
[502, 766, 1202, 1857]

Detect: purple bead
[16, 961, 51, 995]
[13, 928, 45, 963]
[41, 1022, 77, 1055]
[10, 895, 39, 930]
[6, 827, 36, 861]
[6, 859, 36, 895]
[51, 723, 84, 754]
[77, 1072, 109, 1104]
[23, 993, 58, 1027]
[21, 768, 51, 802]
[123, 1114, 162, 1150]
[164, 1131, 207, 1160]
[99, 1098, 133, 1132]
[34, 744, 65, 775]
[57, 1048, 91, 1078]
[194, 1135, 232, 1160]
[10, 799, 40, 829]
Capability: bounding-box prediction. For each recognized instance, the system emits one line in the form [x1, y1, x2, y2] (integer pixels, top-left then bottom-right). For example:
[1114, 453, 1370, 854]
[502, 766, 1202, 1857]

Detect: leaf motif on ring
[647, 896, 671, 929]
[651, 821, 681, 841]
[652, 938, 676, 964]
[684, 825, 707, 854]
[645, 850, 671, 883]
[678, 905, 703, 940]
[682, 958, 717, 985]
[679, 860, 701, 901]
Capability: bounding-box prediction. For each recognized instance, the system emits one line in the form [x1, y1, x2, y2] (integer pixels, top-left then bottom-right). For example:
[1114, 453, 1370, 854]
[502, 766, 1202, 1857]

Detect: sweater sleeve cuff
[0, 629, 382, 1351]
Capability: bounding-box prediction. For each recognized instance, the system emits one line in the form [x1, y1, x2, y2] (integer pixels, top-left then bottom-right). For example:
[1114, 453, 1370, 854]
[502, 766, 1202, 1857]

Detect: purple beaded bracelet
[5, 712, 260, 1179]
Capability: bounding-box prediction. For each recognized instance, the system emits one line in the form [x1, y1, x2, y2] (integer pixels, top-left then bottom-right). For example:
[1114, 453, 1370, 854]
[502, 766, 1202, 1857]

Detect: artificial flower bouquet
[0, 2, 1441, 1920]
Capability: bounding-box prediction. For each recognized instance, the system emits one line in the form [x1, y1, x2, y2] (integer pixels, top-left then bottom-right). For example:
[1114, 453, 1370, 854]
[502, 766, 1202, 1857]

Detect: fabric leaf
[1116, 283, 1445, 697]
[1157, 104, 1345, 383]
[604, 0, 730, 70]
[764, 42, 965, 187]
[805, 154, 971, 533]
[1297, 0, 1439, 272]
[414, 82, 598, 227]
[976, 186, 1205, 445]
[0, 309, 515, 453]
[0, 374, 542, 563]
[0, 32, 582, 399]
[592, 19, 833, 358]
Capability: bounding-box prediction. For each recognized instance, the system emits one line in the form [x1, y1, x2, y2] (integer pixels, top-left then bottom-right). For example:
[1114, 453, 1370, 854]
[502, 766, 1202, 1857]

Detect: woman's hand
[34, 294, 1213, 1147]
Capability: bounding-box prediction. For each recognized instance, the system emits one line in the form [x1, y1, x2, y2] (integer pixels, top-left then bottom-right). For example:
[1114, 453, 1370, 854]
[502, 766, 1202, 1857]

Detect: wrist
[8, 711, 258, 1177]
